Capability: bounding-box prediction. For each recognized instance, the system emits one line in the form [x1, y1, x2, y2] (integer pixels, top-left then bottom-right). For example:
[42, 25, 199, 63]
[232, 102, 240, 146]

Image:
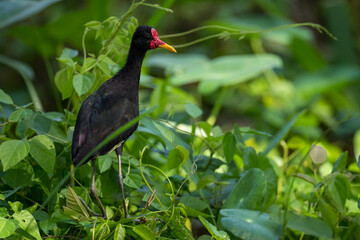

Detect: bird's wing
[72, 89, 138, 164]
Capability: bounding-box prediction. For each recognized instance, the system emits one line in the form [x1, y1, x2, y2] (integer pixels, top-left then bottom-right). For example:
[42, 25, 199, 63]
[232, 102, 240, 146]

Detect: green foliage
[0, 0, 359, 239]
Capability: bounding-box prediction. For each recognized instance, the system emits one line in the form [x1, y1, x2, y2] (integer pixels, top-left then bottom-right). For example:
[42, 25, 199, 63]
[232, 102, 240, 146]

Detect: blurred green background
[1, 0, 360, 239]
[1, 0, 359, 157]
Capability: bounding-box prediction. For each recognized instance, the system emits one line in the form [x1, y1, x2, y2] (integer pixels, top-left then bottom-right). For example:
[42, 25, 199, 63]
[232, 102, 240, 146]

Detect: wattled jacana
[71, 25, 176, 219]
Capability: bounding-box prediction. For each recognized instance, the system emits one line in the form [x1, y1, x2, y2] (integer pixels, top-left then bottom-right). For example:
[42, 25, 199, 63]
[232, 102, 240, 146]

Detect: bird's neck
[122, 47, 146, 81]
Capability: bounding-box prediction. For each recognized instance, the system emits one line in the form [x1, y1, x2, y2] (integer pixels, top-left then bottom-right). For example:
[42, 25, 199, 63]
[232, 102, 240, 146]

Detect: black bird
[71, 25, 176, 219]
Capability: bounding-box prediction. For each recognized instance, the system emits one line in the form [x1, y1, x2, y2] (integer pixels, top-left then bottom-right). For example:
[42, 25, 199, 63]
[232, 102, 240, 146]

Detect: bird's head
[131, 25, 176, 53]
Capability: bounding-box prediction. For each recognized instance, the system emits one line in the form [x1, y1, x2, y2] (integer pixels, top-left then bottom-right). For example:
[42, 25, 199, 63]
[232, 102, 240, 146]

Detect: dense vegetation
[0, 0, 359, 239]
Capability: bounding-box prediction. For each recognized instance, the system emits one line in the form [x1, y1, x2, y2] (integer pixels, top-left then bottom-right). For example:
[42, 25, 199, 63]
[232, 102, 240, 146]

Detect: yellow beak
[159, 43, 177, 53]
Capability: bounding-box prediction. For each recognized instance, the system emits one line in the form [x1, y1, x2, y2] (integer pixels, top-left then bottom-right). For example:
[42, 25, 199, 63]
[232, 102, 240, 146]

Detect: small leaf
[133, 225, 156, 240]
[0, 218, 17, 238]
[9, 201, 23, 214]
[54, 68, 73, 100]
[9, 109, 34, 122]
[123, 173, 142, 189]
[0, 89, 13, 105]
[309, 145, 327, 164]
[223, 132, 236, 164]
[167, 146, 189, 170]
[199, 121, 212, 137]
[291, 173, 316, 185]
[196, 175, 216, 192]
[153, 121, 174, 142]
[13, 210, 42, 240]
[199, 215, 230, 240]
[180, 196, 208, 211]
[57, 48, 78, 66]
[185, 103, 203, 118]
[0, 140, 30, 171]
[63, 187, 90, 221]
[113, 223, 126, 240]
[332, 151, 348, 173]
[73, 74, 94, 96]
[29, 135, 56, 173]
[98, 155, 113, 173]
[95, 222, 111, 240]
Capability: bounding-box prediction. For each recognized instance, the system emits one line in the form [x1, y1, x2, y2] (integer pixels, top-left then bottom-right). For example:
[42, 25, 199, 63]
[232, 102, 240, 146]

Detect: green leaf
[3, 160, 34, 188]
[57, 47, 78, 67]
[9, 109, 34, 122]
[180, 196, 208, 211]
[133, 224, 156, 240]
[0, 217, 16, 238]
[27, 114, 67, 143]
[73, 74, 94, 96]
[196, 175, 216, 193]
[309, 145, 327, 164]
[223, 168, 266, 209]
[326, 173, 350, 212]
[153, 121, 174, 142]
[63, 187, 90, 221]
[98, 155, 113, 173]
[220, 209, 281, 240]
[95, 222, 111, 240]
[0, 207, 8, 217]
[199, 121, 212, 137]
[167, 146, 189, 170]
[113, 223, 126, 240]
[242, 147, 277, 203]
[9, 201, 23, 214]
[54, 68, 74, 100]
[354, 129, 360, 161]
[0, 139, 29, 171]
[29, 135, 55, 173]
[223, 132, 236, 164]
[0, 0, 60, 28]
[284, 211, 333, 238]
[0, 89, 13, 105]
[332, 151, 348, 173]
[199, 215, 230, 240]
[185, 103, 203, 118]
[123, 173, 142, 189]
[13, 210, 42, 240]
[264, 110, 304, 154]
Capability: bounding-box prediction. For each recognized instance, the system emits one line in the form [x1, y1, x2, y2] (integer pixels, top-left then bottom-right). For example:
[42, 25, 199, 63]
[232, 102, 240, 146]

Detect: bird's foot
[78, 196, 107, 219]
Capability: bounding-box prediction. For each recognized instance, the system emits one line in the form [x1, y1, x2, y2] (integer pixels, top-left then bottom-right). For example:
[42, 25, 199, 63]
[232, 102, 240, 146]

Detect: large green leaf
[26, 114, 67, 143]
[63, 187, 91, 221]
[0, 217, 16, 238]
[29, 135, 56, 173]
[3, 160, 34, 188]
[285, 211, 333, 238]
[9, 109, 34, 122]
[0, 0, 60, 28]
[242, 147, 277, 203]
[0, 139, 29, 171]
[199, 215, 230, 240]
[13, 210, 42, 240]
[220, 209, 281, 240]
[222, 168, 266, 209]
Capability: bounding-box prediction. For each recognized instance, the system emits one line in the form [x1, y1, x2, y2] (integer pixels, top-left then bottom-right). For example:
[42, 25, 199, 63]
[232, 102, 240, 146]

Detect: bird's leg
[90, 158, 107, 219]
[116, 147, 130, 218]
